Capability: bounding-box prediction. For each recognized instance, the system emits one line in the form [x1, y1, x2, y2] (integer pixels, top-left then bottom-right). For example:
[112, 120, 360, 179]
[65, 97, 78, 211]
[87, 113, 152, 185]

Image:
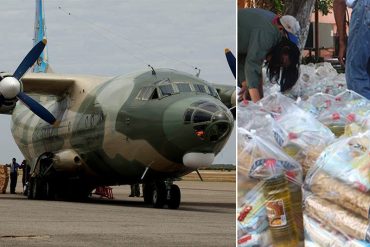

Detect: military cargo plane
[0, 0, 235, 209]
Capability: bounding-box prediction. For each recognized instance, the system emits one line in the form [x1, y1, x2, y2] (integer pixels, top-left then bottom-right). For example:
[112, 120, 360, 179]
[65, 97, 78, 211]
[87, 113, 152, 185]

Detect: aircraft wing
[0, 73, 110, 114]
[22, 73, 75, 95]
[22, 73, 112, 95]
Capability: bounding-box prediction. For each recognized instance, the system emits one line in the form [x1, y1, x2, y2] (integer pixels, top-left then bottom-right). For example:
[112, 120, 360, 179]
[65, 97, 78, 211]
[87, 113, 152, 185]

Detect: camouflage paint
[11, 69, 234, 185]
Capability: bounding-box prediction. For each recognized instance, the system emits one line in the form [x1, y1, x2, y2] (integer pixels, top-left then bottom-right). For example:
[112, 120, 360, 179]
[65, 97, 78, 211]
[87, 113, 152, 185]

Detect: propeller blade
[225, 48, 236, 79]
[17, 92, 56, 124]
[13, 39, 47, 80]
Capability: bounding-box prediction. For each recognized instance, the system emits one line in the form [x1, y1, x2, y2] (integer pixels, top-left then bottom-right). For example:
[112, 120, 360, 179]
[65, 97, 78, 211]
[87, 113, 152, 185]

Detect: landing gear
[143, 180, 181, 209]
[27, 177, 56, 200]
[27, 154, 56, 200]
[167, 184, 181, 209]
[143, 183, 153, 204]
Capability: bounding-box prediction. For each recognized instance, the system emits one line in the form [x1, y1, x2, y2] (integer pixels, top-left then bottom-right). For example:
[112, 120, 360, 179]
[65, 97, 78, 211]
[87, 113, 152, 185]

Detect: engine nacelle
[0, 72, 20, 113]
[52, 150, 83, 173]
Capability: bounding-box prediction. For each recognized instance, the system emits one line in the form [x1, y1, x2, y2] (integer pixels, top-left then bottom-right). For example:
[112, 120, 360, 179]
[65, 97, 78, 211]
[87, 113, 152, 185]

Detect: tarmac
[0, 176, 236, 247]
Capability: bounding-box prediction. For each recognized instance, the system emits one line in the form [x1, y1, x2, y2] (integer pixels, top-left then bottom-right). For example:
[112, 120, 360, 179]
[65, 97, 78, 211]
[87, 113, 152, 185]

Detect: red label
[264, 159, 276, 168]
[288, 132, 298, 140]
[346, 113, 356, 122]
[332, 112, 340, 120]
[238, 206, 252, 221]
[238, 235, 252, 244]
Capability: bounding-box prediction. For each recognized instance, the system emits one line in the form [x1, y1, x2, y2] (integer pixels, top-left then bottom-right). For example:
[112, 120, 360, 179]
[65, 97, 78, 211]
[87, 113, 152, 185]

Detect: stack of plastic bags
[263, 62, 347, 99]
[238, 56, 370, 246]
[239, 93, 335, 175]
[303, 131, 370, 246]
[299, 90, 370, 138]
[237, 129, 304, 246]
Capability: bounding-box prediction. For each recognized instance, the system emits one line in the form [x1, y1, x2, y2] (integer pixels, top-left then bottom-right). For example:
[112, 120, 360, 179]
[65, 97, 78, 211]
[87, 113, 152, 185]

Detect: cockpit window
[151, 88, 159, 99]
[193, 84, 207, 93]
[176, 83, 192, 92]
[208, 86, 220, 98]
[159, 84, 174, 96]
[136, 87, 158, 100]
[136, 89, 145, 100]
[142, 87, 155, 100]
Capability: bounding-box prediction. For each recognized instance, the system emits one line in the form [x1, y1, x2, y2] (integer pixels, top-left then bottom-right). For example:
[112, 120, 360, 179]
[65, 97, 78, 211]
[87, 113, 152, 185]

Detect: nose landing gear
[143, 180, 181, 209]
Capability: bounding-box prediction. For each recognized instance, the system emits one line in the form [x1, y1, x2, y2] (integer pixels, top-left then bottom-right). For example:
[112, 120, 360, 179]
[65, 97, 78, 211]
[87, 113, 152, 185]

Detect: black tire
[152, 182, 166, 208]
[27, 179, 34, 199]
[143, 183, 153, 204]
[32, 178, 46, 200]
[167, 184, 181, 209]
[45, 181, 56, 200]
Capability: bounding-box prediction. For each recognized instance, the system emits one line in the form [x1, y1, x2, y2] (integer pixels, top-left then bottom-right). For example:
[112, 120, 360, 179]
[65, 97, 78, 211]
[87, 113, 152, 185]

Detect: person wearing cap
[238, 8, 301, 102]
[245, 8, 300, 45]
[334, 0, 370, 99]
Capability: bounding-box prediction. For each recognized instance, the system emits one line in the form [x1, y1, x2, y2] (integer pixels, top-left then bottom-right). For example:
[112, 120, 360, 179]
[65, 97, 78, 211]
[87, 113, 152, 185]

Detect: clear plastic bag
[237, 182, 272, 247]
[302, 131, 370, 245]
[237, 129, 304, 247]
[287, 63, 347, 98]
[257, 93, 335, 175]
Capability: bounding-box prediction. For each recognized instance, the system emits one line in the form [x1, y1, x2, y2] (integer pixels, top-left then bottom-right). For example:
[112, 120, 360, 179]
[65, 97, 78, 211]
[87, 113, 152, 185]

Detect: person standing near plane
[20, 160, 31, 194]
[129, 183, 140, 197]
[238, 8, 301, 102]
[6, 158, 20, 194]
[334, 0, 370, 99]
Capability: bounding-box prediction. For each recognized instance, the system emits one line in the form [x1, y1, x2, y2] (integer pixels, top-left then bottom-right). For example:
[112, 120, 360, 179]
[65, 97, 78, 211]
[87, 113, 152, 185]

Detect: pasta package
[304, 214, 369, 247]
[306, 171, 370, 220]
[313, 131, 370, 192]
[304, 196, 370, 242]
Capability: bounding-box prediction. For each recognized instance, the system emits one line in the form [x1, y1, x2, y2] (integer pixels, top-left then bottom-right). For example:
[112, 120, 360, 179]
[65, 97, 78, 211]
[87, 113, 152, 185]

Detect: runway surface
[0, 180, 235, 247]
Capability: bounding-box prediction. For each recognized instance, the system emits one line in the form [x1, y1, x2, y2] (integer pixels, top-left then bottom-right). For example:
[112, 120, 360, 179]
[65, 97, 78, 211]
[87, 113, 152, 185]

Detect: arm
[248, 88, 261, 102]
[333, 0, 347, 66]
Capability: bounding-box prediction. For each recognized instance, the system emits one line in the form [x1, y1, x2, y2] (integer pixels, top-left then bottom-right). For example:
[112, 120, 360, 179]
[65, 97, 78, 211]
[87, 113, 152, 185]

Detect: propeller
[0, 39, 56, 124]
[224, 48, 236, 79]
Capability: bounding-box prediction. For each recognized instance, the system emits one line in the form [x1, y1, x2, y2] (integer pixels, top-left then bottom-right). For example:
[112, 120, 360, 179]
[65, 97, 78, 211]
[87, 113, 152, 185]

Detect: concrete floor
[0, 180, 236, 247]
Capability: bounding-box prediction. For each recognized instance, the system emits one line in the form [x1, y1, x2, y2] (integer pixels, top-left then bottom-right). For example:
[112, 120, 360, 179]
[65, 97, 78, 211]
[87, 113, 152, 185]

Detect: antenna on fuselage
[195, 67, 201, 77]
[148, 64, 156, 75]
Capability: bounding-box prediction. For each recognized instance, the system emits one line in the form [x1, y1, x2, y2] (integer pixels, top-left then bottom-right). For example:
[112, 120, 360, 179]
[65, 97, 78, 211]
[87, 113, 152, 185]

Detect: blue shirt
[10, 162, 20, 173]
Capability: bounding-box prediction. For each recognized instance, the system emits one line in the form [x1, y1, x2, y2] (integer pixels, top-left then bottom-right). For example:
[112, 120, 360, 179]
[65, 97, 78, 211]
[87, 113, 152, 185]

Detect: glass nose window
[193, 110, 212, 123]
[199, 102, 219, 113]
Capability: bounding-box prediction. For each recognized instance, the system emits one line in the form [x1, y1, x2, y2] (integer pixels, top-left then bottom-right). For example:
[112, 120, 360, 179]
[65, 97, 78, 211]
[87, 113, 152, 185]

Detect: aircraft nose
[163, 98, 234, 168]
[190, 103, 232, 142]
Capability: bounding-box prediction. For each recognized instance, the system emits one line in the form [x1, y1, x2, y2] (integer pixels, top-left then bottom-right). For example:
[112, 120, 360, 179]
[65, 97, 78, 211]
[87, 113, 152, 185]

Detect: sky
[0, 0, 236, 165]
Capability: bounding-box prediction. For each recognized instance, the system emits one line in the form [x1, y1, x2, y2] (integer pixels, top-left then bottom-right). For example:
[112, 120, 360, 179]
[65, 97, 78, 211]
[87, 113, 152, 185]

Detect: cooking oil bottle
[288, 181, 304, 242]
[263, 174, 298, 247]
[327, 123, 345, 137]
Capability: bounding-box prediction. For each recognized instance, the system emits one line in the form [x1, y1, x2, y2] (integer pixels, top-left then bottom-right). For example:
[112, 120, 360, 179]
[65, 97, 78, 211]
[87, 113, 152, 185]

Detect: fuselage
[11, 69, 234, 185]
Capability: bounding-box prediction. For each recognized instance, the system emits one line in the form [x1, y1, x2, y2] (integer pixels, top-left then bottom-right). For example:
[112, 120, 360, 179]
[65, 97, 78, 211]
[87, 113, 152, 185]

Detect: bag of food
[309, 131, 370, 192]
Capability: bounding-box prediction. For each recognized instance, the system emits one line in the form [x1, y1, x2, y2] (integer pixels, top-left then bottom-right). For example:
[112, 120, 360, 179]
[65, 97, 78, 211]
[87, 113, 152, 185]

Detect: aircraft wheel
[143, 183, 153, 204]
[27, 179, 34, 199]
[31, 178, 46, 200]
[152, 182, 166, 208]
[45, 181, 56, 200]
[167, 184, 181, 209]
